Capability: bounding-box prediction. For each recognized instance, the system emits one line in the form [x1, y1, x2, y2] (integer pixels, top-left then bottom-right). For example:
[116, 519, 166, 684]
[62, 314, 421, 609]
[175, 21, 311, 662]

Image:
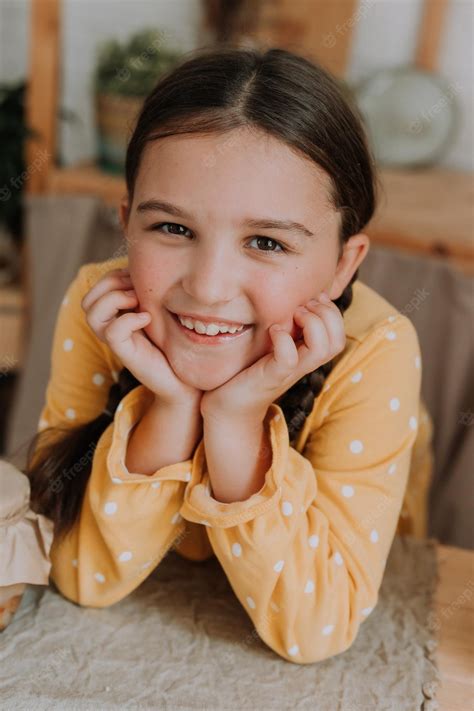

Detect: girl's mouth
[168, 310, 253, 345]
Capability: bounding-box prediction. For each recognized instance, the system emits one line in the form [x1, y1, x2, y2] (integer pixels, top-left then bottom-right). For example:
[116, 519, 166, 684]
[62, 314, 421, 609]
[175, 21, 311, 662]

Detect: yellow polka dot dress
[33, 256, 434, 664]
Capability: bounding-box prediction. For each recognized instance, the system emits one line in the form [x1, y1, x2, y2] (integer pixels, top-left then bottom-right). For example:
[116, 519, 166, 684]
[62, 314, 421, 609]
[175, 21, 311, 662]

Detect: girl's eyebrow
[136, 198, 315, 238]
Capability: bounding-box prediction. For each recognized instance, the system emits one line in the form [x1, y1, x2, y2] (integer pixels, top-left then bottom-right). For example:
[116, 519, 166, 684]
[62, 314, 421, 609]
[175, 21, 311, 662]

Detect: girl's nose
[182, 246, 238, 305]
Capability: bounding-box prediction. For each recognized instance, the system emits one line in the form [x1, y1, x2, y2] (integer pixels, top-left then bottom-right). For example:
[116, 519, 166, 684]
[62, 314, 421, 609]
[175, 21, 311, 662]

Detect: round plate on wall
[354, 66, 459, 168]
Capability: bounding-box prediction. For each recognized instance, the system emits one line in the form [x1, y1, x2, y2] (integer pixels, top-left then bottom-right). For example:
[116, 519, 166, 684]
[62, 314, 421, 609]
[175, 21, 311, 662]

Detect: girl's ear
[119, 199, 131, 235]
[327, 233, 370, 301]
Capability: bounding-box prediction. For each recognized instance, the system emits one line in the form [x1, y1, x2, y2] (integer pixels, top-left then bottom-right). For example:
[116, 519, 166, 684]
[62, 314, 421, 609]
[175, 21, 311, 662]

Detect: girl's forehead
[135, 131, 335, 218]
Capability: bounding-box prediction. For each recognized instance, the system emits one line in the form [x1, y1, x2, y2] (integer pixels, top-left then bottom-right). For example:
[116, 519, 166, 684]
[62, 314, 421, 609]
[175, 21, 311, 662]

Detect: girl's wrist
[153, 391, 202, 415]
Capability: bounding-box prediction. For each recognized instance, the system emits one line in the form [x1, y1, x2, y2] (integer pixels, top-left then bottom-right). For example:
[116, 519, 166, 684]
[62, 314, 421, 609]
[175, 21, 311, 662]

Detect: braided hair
[25, 45, 376, 541]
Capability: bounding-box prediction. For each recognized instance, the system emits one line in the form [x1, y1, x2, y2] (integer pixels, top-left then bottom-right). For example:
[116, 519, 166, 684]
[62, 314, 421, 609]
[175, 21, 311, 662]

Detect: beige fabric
[0, 459, 54, 585]
[0, 535, 440, 709]
[359, 245, 474, 549]
[5, 195, 473, 548]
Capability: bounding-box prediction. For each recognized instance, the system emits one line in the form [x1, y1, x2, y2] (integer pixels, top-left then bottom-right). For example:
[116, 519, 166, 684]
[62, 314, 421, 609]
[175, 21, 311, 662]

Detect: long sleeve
[33, 263, 206, 607]
[179, 314, 423, 664]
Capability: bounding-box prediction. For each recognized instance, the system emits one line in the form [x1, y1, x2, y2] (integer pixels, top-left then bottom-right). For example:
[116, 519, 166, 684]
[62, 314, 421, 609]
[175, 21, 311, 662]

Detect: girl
[26, 46, 433, 664]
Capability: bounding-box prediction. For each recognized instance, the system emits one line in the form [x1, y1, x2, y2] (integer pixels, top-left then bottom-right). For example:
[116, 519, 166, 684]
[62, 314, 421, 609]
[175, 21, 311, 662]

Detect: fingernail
[307, 299, 319, 307]
[138, 313, 149, 320]
[319, 291, 331, 303]
[125, 289, 135, 295]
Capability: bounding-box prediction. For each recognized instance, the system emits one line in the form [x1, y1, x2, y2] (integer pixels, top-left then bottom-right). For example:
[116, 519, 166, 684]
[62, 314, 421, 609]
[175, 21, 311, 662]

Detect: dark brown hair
[26, 45, 376, 542]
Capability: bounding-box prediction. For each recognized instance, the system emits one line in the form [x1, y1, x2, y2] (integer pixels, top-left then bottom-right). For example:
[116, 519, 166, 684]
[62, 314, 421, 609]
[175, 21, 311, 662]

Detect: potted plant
[0, 82, 34, 285]
[93, 29, 181, 174]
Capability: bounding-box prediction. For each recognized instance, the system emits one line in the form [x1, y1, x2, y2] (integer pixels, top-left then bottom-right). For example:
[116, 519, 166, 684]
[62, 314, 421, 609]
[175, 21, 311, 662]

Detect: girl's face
[122, 127, 368, 391]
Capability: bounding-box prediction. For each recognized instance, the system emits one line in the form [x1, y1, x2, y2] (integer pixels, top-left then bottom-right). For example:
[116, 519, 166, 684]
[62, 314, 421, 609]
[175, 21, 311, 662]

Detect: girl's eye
[247, 236, 286, 254]
[150, 222, 288, 255]
[151, 222, 192, 237]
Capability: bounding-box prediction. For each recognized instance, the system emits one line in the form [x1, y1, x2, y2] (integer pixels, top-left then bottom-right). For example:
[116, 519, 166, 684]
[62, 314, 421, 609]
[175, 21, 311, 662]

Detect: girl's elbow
[49, 573, 116, 609]
[259, 617, 363, 665]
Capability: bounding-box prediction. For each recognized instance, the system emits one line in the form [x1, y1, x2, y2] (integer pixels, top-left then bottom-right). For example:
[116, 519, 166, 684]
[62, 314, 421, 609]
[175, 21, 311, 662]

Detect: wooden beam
[415, 0, 449, 73]
[253, 0, 358, 78]
[25, 0, 60, 194]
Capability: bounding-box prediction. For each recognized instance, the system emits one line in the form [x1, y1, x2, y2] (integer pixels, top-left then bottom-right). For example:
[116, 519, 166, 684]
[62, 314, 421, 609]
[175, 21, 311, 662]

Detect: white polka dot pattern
[44, 263, 428, 665]
[349, 440, 363, 454]
[38, 418, 49, 431]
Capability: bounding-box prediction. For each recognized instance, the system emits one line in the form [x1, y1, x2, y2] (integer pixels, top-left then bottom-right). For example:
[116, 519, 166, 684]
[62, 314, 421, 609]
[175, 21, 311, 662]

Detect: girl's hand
[200, 292, 346, 423]
[81, 267, 203, 409]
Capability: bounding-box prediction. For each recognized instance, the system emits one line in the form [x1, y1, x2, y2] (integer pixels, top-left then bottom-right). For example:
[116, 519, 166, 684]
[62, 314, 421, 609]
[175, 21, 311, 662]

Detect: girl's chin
[169, 363, 233, 392]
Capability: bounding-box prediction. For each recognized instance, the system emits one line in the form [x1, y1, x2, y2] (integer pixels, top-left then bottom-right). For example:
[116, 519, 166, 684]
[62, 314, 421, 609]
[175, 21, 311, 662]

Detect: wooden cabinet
[368, 168, 474, 275]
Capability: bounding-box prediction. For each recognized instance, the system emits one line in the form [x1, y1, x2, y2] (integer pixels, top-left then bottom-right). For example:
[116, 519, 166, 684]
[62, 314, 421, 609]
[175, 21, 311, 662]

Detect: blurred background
[0, 0, 472, 548]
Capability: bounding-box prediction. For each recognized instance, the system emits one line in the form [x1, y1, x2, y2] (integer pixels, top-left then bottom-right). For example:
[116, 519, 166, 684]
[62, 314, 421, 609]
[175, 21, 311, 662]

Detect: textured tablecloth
[0, 535, 440, 711]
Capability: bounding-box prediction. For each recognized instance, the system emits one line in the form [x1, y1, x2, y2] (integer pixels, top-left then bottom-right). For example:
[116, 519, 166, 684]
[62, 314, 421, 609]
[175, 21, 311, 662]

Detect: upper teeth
[177, 315, 245, 335]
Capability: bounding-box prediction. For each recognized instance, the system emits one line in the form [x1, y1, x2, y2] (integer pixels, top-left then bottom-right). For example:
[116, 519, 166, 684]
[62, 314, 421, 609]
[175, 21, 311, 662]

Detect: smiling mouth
[168, 310, 253, 343]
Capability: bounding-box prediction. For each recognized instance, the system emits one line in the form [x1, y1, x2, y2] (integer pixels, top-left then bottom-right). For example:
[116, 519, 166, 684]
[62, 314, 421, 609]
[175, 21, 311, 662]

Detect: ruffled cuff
[0, 459, 55, 586]
[106, 384, 195, 486]
[180, 404, 289, 528]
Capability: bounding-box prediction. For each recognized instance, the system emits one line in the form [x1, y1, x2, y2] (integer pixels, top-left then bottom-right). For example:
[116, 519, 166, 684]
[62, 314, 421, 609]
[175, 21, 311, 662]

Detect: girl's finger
[81, 270, 133, 312]
[85, 289, 138, 335]
[103, 312, 151, 356]
[268, 325, 299, 371]
[293, 307, 330, 368]
[305, 301, 345, 352]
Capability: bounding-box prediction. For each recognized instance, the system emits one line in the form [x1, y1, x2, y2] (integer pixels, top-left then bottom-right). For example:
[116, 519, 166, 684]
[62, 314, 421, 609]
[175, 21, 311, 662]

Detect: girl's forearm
[125, 396, 203, 476]
[203, 414, 272, 503]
